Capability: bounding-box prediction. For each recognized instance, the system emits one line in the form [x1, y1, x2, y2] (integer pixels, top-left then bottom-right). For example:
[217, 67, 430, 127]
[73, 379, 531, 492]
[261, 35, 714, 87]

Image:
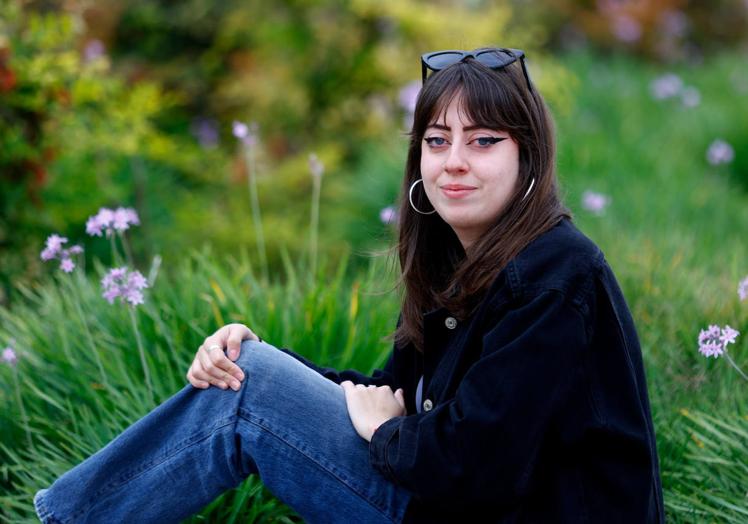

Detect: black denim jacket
[279, 218, 665, 523]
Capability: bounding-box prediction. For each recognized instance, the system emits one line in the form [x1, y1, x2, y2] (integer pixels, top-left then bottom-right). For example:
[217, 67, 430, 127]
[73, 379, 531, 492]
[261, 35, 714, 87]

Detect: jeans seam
[34, 489, 63, 524]
[237, 407, 397, 523]
[66, 416, 237, 522]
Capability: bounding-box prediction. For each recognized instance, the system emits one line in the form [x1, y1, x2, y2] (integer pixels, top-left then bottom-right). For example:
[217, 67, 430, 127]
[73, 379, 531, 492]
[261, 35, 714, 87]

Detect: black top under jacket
[278, 218, 665, 523]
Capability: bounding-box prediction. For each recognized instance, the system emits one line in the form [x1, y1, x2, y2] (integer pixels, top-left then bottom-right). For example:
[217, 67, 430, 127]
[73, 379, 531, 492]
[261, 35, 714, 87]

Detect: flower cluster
[698, 324, 739, 358]
[739, 276, 748, 302]
[380, 205, 398, 225]
[2, 346, 17, 367]
[308, 153, 324, 178]
[40, 234, 83, 273]
[697, 276, 746, 381]
[399, 80, 421, 129]
[706, 139, 735, 166]
[581, 190, 611, 215]
[232, 120, 259, 147]
[101, 267, 149, 306]
[649, 73, 700, 108]
[86, 207, 140, 237]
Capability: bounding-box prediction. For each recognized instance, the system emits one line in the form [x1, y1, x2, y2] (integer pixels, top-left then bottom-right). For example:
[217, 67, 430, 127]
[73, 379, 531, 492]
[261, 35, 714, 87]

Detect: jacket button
[423, 399, 433, 412]
[445, 316, 457, 329]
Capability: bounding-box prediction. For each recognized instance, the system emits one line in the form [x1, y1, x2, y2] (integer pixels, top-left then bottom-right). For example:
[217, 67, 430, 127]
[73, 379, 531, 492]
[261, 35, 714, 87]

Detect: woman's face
[419, 94, 520, 248]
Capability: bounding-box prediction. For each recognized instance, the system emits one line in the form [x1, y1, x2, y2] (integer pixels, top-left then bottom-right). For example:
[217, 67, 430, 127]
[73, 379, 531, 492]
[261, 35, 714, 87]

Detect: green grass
[2, 49, 748, 522]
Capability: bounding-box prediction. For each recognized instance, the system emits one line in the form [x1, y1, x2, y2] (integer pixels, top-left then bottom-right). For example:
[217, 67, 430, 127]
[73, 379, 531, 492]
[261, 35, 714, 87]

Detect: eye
[424, 137, 448, 147]
[473, 136, 507, 147]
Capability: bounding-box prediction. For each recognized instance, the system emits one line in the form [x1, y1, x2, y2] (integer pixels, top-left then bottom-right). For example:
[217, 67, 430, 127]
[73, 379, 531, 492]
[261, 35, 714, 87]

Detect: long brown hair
[395, 51, 571, 353]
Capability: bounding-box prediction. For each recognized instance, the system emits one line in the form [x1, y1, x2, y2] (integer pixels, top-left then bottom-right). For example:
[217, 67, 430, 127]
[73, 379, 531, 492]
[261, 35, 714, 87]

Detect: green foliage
[2, 2, 748, 521]
[0, 4, 229, 306]
[0, 249, 400, 522]
[511, 0, 748, 60]
[552, 50, 748, 522]
[3, 0, 577, 308]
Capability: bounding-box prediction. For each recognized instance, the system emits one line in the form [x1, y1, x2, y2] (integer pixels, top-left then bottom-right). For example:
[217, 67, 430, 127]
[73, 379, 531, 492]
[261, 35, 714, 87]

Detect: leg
[34, 340, 412, 524]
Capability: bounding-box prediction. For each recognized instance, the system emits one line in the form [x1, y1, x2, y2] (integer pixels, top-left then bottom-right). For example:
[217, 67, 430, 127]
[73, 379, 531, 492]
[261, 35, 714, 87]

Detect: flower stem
[245, 145, 268, 282]
[119, 232, 135, 267]
[309, 173, 322, 278]
[129, 306, 154, 405]
[724, 352, 748, 382]
[110, 234, 123, 266]
[71, 288, 108, 387]
[12, 367, 33, 449]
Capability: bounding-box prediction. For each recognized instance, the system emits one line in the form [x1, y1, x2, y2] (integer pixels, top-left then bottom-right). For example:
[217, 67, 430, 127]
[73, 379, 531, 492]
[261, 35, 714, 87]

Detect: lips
[442, 184, 475, 190]
[441, 184, 476, 199]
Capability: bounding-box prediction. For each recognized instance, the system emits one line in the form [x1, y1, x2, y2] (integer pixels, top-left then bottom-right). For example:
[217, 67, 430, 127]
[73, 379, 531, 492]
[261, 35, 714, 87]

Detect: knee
[235, 339, 274, 373]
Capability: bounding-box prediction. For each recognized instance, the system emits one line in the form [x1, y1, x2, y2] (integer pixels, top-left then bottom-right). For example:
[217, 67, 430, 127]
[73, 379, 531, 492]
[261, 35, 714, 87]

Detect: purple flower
[706, 139, 735, 166]
[399, 81, 421, 114]
[60, 258, 75, 273]
[611, 14, 642, 43]
[232, 121, 248, 138]
[83, 39, 106, 63]
[581, 191, 610, 215]
[40, 234, 83, 272]
[2, 347, 17, 367]
[658, 9, 689, 38]
[232, 120, 259, 147]
[680, 86, 700, 108]
[113, 208, 139, 231]
[720, 325, 739, 346]
[101, 267, 149, 306]
[86, 207, 139, 237]
[40, 234, 67, 260]
[379, 205, 398, 225]
[698, 324, 740, 358]
[308, 153, 324, 178]
[650, 73, 683, 100]
[739, 276, 748, 301]
[190, 118, 219, 149]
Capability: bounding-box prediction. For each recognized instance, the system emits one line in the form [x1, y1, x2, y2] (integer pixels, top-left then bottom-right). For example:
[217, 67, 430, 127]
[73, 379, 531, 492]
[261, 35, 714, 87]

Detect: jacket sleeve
[368, 290, 588, 507]
[275, 346, 397, 387]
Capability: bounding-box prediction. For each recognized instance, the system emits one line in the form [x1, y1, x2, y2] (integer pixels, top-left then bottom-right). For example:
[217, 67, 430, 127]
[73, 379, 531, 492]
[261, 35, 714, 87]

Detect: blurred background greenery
[1, 0, 748, 522]
[4, 0, 745, 305]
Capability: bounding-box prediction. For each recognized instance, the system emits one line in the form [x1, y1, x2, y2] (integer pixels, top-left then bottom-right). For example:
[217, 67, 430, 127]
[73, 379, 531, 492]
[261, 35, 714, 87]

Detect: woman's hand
[186, 323, 260, 391]
[340, 381, 407, 442]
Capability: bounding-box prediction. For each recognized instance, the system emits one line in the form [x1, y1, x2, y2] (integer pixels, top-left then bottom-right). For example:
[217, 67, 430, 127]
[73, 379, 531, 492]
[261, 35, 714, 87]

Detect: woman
[35, 48, 664, 523]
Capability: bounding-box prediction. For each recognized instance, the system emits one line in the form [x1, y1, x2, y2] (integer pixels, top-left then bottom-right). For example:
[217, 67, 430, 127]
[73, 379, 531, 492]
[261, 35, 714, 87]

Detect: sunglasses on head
[420, 47, 533, 92]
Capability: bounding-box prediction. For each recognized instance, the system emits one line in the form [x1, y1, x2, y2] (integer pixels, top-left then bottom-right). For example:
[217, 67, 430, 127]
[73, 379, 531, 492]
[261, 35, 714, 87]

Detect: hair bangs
[412, 59, 524, 142]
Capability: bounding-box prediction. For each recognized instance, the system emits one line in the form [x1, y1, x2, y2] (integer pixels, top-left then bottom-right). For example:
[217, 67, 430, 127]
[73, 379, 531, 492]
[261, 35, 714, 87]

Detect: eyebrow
[425, 124, 495, 132]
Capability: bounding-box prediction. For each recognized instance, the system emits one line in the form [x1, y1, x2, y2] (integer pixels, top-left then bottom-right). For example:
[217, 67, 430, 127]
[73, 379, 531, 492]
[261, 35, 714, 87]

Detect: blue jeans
[33, 340, 413, 523]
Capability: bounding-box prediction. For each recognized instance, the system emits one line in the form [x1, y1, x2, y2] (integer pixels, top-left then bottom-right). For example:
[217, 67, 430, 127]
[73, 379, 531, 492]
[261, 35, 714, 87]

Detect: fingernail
[231, 381, 240, 391]
[229, 350, 238, 359]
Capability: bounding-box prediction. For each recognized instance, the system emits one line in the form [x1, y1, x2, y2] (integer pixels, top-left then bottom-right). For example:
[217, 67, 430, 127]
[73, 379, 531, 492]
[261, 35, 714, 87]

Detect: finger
[202, 339, 245, 382]
[198, 347, 242, 390]
[189, 363, 228, 390]
[226, 325, 252, 360]
[186, 364, 209, 389]
[395, 389, 406, 408]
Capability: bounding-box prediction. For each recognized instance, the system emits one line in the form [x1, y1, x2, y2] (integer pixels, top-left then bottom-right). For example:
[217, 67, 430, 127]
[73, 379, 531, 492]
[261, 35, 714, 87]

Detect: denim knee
[235, 339, 272, 373]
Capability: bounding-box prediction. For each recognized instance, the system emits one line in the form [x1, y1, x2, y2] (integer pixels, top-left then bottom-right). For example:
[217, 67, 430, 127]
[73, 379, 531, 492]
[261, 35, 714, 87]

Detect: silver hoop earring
[522, 177, 536, 201]
[408, 179, 436, 215]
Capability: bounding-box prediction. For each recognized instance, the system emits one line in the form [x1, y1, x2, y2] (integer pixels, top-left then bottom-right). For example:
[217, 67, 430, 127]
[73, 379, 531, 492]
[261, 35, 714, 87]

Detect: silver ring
[207, 344, 221, 352]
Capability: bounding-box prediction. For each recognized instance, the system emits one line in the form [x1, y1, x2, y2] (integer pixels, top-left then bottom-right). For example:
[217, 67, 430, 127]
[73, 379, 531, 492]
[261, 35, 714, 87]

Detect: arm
[368, 290, 588, 508]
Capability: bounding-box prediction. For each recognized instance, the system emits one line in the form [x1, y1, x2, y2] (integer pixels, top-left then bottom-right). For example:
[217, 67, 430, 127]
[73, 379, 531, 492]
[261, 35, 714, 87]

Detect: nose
[443, 143, 469, 174]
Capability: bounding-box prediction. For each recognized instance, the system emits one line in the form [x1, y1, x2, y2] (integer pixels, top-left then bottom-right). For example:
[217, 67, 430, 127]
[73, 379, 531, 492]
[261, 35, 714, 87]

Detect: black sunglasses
[420, 47, 533, 92]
